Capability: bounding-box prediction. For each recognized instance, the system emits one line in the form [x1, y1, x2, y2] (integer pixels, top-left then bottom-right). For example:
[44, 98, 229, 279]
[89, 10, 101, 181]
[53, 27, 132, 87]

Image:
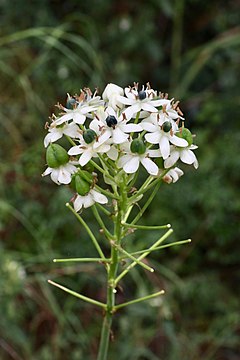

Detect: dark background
[0, 1, 240, 359]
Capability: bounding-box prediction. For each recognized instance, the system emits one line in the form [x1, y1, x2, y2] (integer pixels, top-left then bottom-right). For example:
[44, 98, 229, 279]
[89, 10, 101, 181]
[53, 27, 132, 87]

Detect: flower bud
[130, 139, 146, 155]
[138, 90, 146, 100]
[46, 144, 69, 168]
[75, 175, 90, 196]
[83, 129, 97, 144]
[176, 127, 193, 146]
[162, 121, 172, 133]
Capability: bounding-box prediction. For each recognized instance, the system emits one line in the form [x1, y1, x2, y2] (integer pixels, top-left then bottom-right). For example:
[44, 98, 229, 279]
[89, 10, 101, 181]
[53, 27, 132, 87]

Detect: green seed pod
[75, 174, 90, 196]
[80, 170, 94, 183]
[130, 139, 146, 155]
[162, 121, 172, 133]
[46, 144, 69, 168]
[83, 129, 97, 144]
[176, 127, 193, 146]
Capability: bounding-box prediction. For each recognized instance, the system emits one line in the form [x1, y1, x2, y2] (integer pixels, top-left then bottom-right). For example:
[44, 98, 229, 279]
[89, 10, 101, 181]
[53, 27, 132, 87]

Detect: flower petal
[141, 157, 159, 175]
[170, 135, 188, 147]
[123, 156, 140, 174]
[74, 195, 84, 212]
[145, 132, 160, 144]
[91, 190, 108, 204]
[164, 151, 179, 168]
[112, 127, 128, 144]
[180, 149, 196, 164]
[79, 149, 93, 166]
[159, 136, 170, 159]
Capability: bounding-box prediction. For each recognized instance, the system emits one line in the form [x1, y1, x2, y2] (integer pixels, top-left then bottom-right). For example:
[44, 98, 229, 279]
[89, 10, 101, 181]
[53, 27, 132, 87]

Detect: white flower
[68, 135, 112, 166]
[73, 189, 108, 212]
[53, 90, 103, 126]
[164, 145, 199, 169]
[117, 84, 168, 119]
[102, 83, 124, 110]
[44, 122, 79, 148]
[117, 142, 161, 176]
[163, 167, 184, 183]
[142, 115, 188, 160]
[90, 107, 142, 147]
[42, 162, 77, 185]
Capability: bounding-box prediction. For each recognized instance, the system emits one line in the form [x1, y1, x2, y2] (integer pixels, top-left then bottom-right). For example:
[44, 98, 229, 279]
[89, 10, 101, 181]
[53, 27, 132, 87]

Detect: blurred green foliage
[0, 0, 240, 359]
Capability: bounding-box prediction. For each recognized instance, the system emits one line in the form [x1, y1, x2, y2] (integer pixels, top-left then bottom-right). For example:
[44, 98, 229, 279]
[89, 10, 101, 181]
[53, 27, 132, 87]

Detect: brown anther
[170, 128, 174, 137]
[176, 119, 180, 127]
[146, 82, 151, 90]
[78, 91, 85, 102]
[44, 122, 49, 129]
[122, 112, 127, 120]
[129, 187, 137, 194]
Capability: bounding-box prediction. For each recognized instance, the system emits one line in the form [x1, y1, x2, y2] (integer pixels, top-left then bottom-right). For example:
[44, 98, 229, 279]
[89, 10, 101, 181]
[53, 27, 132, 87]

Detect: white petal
[141, 121, 157, 132]
[112, 127, 128, 144]
[123, 156, 140, 174]
[79, 150, 93, 166]
[91, 190, 108, 204]
[63, 123, 79, 138]
[145, 132, 160, 144]
[159, 136, 170, 160]
[94, 130, 111, 148]
[118, 154, 132, 168]
[117, 95, 134, 105]
[120, 123, 142, 133]
[68, 146, 83, 155]
[124, 103, 141, 120]
[42, 167, 52, 176]
[73, 112, 86, 124]
[180, 149, 196, 164]
[50, 169, 60, 184]
[164, 151, 179, 168]
[107, 146, 118, 160]
[55, 113, 73, 125]
[58, 167, 72, 184]
[170, 135, 188, 147]
[74, 195, 84, 212]
[83, 194, 95, 208]
[44, 130, 62, 147]
[147, 149, 162, 158]
[141, 103, 158, 113]
[141, 157, 159, 175]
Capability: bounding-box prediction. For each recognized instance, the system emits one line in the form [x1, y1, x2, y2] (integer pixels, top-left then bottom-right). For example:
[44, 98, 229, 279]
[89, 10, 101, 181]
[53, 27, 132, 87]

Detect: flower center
[162, 121, 172, 133]
[138, 90, 146, 100]
[106, 115, 118, 128]
[130, 138, 146, 154]
[83, 129, 97, 144]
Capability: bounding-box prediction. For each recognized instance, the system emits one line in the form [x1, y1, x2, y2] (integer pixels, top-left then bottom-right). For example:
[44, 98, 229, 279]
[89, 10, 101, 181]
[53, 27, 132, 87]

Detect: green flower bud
[176, 127, 193, 146]
[130, 139, 146, 155]
[83, 129, 97, 144]
[162, 121, 172, 133]
[46, 144, 69, 168]
[75, 175, 90, 196]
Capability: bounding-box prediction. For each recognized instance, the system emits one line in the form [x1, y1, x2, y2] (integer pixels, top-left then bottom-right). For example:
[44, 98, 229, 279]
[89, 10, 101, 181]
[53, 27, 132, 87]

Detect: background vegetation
[0, 1, 240, 359]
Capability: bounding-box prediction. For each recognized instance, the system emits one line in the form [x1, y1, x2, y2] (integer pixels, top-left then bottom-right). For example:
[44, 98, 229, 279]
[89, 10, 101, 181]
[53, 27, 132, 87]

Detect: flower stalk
[43, 82, 199, 359]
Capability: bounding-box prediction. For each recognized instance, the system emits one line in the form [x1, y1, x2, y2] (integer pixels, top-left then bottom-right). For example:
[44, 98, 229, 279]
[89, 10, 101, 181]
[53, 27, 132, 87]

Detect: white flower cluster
[43, 83, 198, 211]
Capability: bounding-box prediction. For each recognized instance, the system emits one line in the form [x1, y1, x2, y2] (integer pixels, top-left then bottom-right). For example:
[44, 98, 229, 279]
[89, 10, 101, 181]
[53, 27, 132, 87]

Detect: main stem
[97, 179, 125, 360]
